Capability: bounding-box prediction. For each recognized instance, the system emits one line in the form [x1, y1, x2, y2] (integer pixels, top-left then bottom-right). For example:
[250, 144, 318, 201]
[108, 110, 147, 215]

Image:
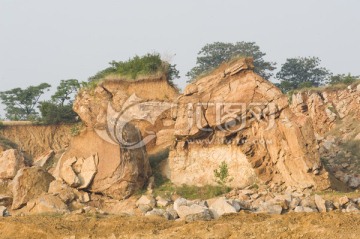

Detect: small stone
[345, 203, 359, 213]
[166, 207, 179, 220]
[289, 197, 301, 210]
[145, 208, 169, 219]
[348, 176, 360, 189]
[176, 204, 212, 222]
[173, 198, 189, 211]
[136, 195, 156, 208]
[314, 195, 327, 212]
[342, 163, 350, 169]
[209, 197, 237, 219]
[339, 196, 350, 207]
[0, 195, 13, 207]
[294, 206, 316, 213]
[0, 206, 9, 217]
[156, 196, 170, 207]
[257, 202, 283, 215]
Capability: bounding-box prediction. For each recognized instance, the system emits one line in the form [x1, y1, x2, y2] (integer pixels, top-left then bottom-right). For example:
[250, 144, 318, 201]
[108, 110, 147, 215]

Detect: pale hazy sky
[1, 0, 359, 94]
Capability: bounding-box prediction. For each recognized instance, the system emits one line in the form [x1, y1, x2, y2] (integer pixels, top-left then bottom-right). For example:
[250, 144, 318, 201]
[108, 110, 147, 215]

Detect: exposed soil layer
[1, 212, 360, 239]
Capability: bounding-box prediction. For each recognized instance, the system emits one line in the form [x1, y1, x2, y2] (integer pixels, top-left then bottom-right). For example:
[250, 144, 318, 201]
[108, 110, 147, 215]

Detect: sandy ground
[1, 211, 360, 239]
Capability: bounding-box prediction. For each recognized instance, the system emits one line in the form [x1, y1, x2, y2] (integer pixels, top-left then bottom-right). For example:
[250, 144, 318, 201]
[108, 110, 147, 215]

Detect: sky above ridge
[0, 0, 359, 115]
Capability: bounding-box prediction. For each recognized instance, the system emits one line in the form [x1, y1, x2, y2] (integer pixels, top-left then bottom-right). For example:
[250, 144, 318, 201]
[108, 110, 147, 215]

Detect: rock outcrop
[166, 58, 330, 190]
[290, 83, 360, 189]
[291, 84, 360, 136]
[73, 76, 179, 152]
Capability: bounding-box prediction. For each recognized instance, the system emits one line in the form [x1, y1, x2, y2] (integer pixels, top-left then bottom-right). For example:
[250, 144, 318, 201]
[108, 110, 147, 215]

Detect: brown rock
[12, 167, 55, 210]
[59, 157, 81, 187]
[48, 180, 77, 204]
[339, 196, 350, 207]
[23, 194, 69, 214]
[73, 76, 178, 152]
[314, 194, 327, 212]
[166, 58, 330, 190]
[58, 125, 151, 200]
[0, 195, 12, 207]
[0, 149, 25, 179]
[77, 154, 99, 189]
[33, 150, 55, 168]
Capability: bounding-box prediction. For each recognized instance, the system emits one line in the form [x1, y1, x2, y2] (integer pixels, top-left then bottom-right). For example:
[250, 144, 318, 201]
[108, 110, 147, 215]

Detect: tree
[51, 79, 80, 106]
[328, 73, 359, 85]
[39, 79, 80, 124]
[0, 83, 51, 120]
[186, 42, 276, 82]
[276, 57, 331, 92]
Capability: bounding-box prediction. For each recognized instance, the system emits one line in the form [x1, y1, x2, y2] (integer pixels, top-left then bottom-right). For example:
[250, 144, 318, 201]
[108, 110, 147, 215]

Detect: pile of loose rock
[135, 187, 360, 222]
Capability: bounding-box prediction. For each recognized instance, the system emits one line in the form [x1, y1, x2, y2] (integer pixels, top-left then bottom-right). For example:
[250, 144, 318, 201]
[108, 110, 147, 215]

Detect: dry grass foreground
[1, 212, 360, 239]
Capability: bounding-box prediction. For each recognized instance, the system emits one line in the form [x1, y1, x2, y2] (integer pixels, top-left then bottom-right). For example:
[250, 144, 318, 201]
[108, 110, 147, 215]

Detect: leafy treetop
[186, 41, 276, 82]
[276, 56, 331, 92]
[0, 83, 51, 120]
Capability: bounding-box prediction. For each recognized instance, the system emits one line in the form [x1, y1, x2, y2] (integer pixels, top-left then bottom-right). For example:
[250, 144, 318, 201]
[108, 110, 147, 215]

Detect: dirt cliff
[0, 124, 72, 159]
[165, 58, 330, 190]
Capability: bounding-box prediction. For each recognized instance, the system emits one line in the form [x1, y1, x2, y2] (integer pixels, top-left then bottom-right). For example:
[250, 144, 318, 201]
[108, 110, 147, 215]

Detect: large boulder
[166, 58, 330, 190]
[11, 167, 55, 210]
[55, 125, 151, 200]
[0, 149, 25, 179]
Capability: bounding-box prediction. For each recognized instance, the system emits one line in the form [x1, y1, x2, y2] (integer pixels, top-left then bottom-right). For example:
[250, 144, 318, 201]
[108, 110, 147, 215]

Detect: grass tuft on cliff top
[83, 53, 179, 90]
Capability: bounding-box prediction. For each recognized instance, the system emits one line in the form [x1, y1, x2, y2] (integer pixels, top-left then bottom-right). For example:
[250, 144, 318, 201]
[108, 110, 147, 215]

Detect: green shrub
[329, 74, 359, 85]
[214, 161, 233, 187]
[39, 101, 78, 125]
[88, 53, 179, 87]
[70, 122, 83, 136]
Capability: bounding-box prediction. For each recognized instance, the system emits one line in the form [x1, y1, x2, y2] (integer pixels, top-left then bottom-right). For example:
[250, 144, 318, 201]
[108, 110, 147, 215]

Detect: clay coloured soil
[1, 212, 360, 239]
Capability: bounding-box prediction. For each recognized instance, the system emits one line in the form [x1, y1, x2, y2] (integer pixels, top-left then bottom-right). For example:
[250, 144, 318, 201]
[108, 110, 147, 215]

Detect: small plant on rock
[214, 161, 233, 193]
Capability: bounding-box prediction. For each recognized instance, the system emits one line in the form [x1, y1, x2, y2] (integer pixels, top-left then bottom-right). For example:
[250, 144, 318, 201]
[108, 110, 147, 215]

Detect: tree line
[1, 43, 358, 123]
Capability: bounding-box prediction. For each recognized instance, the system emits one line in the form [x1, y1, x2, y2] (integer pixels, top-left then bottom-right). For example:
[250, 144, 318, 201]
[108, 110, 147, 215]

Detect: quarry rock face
[57, 76, 179, 200]
[0, 149, 25, 180]
[291, 84, 360, 136]
[73, 76, 179, 151]
[166, 58, 330, 190]
[291, 83, 360, 189]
